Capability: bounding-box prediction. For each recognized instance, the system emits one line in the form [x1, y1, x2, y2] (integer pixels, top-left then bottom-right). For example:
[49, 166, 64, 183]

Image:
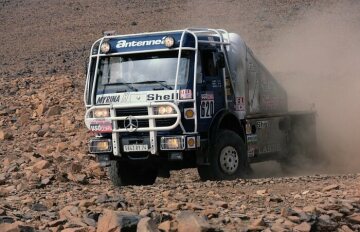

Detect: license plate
[123, 144, 148, 152]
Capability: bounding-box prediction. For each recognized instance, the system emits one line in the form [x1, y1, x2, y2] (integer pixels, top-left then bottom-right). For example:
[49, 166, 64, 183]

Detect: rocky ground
[1, 0, 360, 231]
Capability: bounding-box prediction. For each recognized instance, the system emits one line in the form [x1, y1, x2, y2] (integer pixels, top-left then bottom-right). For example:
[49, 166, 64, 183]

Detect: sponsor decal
[258, 143, 281, 154]
[120, 92, 131, 103]
[147, 92, 178, 101]
[235, 96, 245, 111]
[245, 123, 252, 135]
[116, 37, 166, 48]
[201, 92, 214, 100]
[180, 89, 192, 99]
[247, 146, 255, 157]
[256, 120, 270, 129]
[89, 119, 112, 133]
[96, 95, 121, 104]
[211, 80, 222, 88]
[96, 91, 179, 104]
[247, 134, 257, 143]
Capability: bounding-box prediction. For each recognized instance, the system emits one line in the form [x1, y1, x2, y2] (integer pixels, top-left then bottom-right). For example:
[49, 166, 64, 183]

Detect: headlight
[160, 136, 185, 150]
[93, 108, 110, 118]
[100, 42, 111, 53]
[89, 139, 112, 153]
[155, 106, 174, 115]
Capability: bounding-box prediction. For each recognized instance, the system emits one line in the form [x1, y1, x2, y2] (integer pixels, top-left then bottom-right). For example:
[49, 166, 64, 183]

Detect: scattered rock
[48, 218, 67, 227]
[0, 221, 35, 232]
[0, 130, 13, 140]
[256, 189, 268, 196]
[36, 103, 46, 116]
[158, 220, 178, 232]
[316, 214, 338, 231]
[322, 184, 340, 192]
[0, 216, 15, 224]
[68, 173, 88, 184]
[176, 211, 212, 232]
[137, 217, 159, 232]
[214, 201, 228, 209]
[201, 208, 219, 219]
[139, 209, 153, 217]
[79, 199, 95, 208]
[96, 209, 140, 232]
[303, 205, 316, 214]
[31, 203, 48, 211]
[347, 213, 360, 224]
[338, 225, 354, 232]
[59, 205, 86, 227]
[61, 228, 89, 232]
[293, 222, 312, 232]
[32, 160, 50, 172]
[46, 105, 62, 116]
[267, 195, 283, 203]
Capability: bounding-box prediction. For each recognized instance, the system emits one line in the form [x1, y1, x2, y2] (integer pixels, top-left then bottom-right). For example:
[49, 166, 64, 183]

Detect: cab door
[196, 50, 225, 132]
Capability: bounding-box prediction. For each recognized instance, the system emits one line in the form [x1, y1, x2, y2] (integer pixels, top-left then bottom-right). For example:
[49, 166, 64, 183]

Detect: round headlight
[158, 106, 167, 115]
[93, 108, 110, 118]
[165, 106, 174, 114]
[164, 36, 175, 48]
[100, 42, 111, 53]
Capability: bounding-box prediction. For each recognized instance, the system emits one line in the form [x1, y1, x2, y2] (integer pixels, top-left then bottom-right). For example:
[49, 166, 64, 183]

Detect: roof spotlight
[100, 42, 111, 53]
[164, 36, 175, 48]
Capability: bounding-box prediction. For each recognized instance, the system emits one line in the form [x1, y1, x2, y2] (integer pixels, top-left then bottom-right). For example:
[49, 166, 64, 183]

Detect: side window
[200, 50, 217, 77]
[87, 58, 97, 105]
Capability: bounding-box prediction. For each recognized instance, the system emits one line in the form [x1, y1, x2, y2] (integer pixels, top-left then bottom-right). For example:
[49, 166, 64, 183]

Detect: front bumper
[88, 134, 200, 155]
[85, 102, 195, 155]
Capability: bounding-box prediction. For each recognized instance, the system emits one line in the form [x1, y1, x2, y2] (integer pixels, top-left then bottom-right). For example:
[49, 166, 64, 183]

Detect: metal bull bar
[85, 102, 181, 132]
[85, 102, 181, 155]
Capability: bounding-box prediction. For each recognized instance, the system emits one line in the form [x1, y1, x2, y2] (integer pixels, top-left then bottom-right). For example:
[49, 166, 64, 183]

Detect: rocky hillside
[1, 0, 360, 231]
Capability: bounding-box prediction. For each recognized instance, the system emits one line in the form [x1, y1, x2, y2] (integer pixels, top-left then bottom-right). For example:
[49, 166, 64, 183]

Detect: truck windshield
[96, 51, 191, 93]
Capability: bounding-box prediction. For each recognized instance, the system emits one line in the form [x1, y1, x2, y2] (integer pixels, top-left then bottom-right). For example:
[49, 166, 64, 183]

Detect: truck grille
[155, 118, 177, 127]
[115, 107, 176, 129]
[115, 108, 147, 116]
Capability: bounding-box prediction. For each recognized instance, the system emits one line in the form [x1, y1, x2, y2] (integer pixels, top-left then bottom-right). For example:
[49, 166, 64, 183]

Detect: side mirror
[216, 53, 225, 69]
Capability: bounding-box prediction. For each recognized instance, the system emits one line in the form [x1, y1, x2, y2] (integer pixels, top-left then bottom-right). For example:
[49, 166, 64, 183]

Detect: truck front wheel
[198, 130, 249, 181]
[109, 161, 157, 186]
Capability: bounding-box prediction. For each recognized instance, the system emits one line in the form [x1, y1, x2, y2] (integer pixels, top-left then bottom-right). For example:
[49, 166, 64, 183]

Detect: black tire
[197, 130, 249, 181]
[109, 161, 157, 186]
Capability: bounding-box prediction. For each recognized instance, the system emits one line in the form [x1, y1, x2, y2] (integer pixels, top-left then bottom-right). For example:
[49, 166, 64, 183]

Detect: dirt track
[1, 0, 360, 231]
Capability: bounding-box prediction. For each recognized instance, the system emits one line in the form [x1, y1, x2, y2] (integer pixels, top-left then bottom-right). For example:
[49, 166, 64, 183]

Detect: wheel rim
[219, 146, 239, 175]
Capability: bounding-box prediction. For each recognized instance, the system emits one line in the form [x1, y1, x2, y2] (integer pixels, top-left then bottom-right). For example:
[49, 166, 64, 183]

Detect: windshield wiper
[103, 82, 138, 92]
[133, 81, 173, 90]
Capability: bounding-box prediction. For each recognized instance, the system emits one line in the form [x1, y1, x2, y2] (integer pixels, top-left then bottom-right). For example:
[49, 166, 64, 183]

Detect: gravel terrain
[1, 0, 360, 231]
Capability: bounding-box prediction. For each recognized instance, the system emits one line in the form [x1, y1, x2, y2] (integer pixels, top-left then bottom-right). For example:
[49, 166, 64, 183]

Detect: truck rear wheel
[109, 161, 157, 186]
[198, 130, 249, 181]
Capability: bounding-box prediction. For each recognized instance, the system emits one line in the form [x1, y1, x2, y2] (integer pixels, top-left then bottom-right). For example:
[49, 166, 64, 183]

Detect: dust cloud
[181, 0, 360, 175]
[264, 1, 360, 173]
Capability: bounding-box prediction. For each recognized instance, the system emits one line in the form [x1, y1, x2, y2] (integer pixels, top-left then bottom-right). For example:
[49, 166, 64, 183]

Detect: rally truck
[84, 28, 316, 186]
